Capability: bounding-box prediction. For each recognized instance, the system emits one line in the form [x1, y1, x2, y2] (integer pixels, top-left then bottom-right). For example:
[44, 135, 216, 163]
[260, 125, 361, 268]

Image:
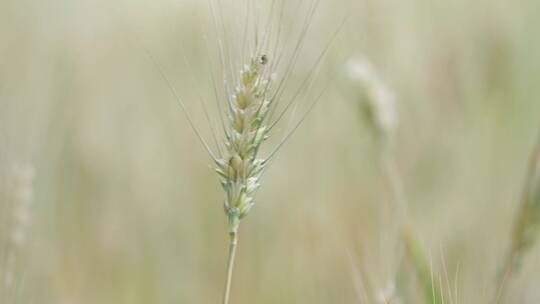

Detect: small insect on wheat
[259, 54, 268, 65]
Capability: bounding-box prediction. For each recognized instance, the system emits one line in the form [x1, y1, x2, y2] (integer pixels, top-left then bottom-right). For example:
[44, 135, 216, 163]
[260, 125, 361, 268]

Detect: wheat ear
[215, 55, 272, 304]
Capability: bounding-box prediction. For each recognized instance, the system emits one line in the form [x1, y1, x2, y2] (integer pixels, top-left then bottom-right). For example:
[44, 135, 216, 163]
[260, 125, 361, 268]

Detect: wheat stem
[223, 226, 239, 304]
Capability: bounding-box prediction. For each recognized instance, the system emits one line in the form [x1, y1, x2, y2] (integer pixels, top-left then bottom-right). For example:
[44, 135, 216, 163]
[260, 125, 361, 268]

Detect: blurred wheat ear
[494, 130, 540, 303]
[346, 57, 445, 304]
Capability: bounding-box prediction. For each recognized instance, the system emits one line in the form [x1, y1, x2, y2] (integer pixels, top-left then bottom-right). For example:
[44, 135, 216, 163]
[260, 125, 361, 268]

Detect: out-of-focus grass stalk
[494, 130, 540, 303]
[1, 162, 34, 303]
[382, 142, 443, 304]
[402, 227, 443, 304]
[346, 57, 442, 304]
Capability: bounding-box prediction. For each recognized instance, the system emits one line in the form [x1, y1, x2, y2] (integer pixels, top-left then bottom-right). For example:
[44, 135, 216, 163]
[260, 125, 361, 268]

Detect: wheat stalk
[494, 130, 540, 303]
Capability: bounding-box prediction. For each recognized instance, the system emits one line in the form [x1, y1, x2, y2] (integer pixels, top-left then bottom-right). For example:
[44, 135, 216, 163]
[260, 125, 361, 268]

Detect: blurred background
[1, 0, 540, 303]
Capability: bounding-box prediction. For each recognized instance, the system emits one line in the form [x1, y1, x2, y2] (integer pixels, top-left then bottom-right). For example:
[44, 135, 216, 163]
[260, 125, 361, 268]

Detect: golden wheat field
[1, 0, 540, 303]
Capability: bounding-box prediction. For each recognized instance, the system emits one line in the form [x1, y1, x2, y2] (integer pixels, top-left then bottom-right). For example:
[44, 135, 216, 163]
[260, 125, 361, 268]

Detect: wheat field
[1, 0, 540, 303]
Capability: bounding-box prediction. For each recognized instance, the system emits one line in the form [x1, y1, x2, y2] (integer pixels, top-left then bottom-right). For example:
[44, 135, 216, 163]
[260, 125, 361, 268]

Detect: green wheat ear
[216, 55, 273, 304]
[215, 56, 272, 236]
